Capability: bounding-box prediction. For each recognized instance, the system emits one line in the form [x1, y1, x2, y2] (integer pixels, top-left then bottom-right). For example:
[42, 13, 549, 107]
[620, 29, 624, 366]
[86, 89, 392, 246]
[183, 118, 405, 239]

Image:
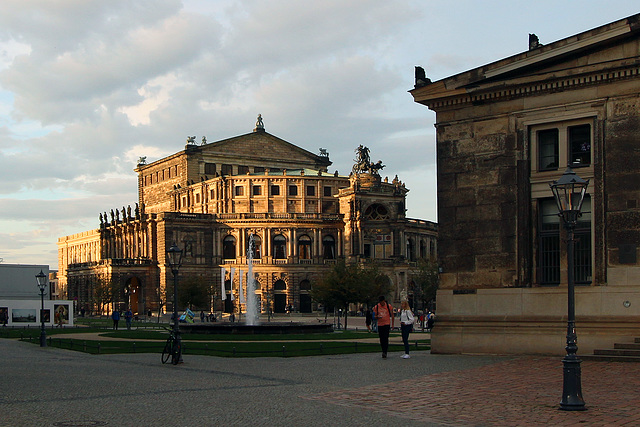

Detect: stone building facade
[411, 14, 640, 355]
[57, 119, 437, 316]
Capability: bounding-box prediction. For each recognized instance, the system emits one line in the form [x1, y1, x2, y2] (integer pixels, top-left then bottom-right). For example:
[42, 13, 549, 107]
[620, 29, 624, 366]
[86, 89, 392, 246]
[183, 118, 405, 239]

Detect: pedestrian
[124, 308, 133, 330]
[399, 300, 415, 359]
[427, 311, 435, 331]
[200, 310, 205, 322]
[373, 295, 394, 358]
[365, 308, 372, 332]
[1, 307, 8, 327]
[111, 309, 120, 330]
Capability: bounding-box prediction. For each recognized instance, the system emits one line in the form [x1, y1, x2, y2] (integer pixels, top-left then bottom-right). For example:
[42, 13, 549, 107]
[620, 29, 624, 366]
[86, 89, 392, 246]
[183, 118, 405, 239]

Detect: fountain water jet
[245, 234, 259, 325]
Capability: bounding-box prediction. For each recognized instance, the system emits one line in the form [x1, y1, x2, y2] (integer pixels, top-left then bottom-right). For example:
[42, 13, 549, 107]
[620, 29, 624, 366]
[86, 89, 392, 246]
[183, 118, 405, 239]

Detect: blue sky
[0, 0, 638, 268]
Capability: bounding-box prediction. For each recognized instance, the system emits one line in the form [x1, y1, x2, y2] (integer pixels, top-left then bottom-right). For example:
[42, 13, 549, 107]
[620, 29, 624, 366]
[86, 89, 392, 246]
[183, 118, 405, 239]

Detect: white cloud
[0, 0, 638, 268]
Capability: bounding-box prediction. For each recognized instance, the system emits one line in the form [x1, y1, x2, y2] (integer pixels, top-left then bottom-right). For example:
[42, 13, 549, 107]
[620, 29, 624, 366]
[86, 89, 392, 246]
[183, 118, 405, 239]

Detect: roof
[411, 13, 640, 108]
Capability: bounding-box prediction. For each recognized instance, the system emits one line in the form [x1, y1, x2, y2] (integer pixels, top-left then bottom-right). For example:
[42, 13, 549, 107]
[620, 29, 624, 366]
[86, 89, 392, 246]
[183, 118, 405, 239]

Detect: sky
[0, 1, 638, 269]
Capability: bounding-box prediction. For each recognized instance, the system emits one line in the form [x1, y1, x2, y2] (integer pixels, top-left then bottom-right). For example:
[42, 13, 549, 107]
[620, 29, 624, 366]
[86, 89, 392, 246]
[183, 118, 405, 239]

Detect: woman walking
[399, 301, 415, 359]
[373, 295, 394, 358]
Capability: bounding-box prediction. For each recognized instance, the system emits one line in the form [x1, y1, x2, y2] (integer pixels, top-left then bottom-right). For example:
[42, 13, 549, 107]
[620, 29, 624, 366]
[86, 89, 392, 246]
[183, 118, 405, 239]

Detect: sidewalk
[308, 357, 640, 426]
[2, 336, 639, 426]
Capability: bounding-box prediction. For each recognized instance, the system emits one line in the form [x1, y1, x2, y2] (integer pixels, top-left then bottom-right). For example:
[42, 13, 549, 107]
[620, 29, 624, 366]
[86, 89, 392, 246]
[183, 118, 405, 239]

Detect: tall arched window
[273, 234, 287, 259]
[406, 238, 415, 262]
[223, 235, 236, 260]
[323, 235, 336, 259]
[298, 235, 312, 259]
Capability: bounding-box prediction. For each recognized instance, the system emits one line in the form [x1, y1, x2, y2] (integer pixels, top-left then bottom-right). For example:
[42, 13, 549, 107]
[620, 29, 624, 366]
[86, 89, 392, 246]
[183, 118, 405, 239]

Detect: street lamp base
[40, 331, 47, 348]
[560, 356, 586, 411]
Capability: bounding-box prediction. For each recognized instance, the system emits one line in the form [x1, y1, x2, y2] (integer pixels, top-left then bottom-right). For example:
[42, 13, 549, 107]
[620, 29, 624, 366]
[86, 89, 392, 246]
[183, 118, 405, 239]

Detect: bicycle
[161, 329, 182, 365]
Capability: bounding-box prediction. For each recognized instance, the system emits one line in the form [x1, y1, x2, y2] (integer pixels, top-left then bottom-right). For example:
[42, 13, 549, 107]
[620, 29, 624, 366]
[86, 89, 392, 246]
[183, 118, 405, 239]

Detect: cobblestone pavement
[2, 336, 639, 426]
[306, 357, 640, 426]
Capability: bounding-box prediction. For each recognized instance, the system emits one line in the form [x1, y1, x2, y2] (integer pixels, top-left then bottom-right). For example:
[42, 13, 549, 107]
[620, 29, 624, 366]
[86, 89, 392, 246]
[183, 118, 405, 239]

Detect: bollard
[415, 341, 418, 349]
[83, 341, 87, 352]
[282, 345, 286, 357]
[355, 342, 358, 352]
[133, 342, 136, 353]
[320, 343, 323, 354]
[233, 347, 236, 356]
[97, 342, 101, 354]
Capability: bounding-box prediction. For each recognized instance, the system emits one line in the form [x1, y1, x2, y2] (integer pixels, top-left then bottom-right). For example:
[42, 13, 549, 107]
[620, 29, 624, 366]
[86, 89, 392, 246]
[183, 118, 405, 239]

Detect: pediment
[201, 130, 331, 169]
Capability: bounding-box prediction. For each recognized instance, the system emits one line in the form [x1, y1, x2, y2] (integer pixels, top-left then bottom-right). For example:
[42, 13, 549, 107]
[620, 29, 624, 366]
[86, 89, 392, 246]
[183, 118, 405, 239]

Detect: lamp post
[35, 270, 47, 347]
[166, 242, 183, 356]
[549, 167, 589, 411]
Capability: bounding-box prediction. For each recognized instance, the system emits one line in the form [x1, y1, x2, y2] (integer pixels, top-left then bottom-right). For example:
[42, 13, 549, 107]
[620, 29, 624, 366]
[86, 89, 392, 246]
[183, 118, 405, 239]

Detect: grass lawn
[41, 337, 409, 357]
[2, 323, 431, 358]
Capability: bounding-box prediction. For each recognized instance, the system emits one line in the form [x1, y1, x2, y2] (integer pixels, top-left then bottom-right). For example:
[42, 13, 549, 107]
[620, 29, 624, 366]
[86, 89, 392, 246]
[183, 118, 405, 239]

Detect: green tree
[93, 274, 120, 315]
[176, 276, 211, 310]
[312, 260, 390, 330]
[412, 258, 439, 311]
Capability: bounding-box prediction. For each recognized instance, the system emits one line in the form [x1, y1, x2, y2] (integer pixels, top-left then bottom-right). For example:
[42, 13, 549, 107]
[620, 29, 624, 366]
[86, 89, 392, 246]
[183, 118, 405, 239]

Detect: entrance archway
[273, 279, 287, 313]
[125, 277, 143, 315]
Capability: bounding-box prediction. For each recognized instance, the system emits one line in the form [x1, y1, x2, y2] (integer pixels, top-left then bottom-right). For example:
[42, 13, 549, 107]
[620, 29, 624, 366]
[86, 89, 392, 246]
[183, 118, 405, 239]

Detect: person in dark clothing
[365, 309, 372, 332]
[111, 310, 120, 330]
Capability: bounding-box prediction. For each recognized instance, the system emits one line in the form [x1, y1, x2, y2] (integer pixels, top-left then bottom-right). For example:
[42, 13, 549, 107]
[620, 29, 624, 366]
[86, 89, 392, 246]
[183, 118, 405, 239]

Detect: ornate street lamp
[549, 167, 589, 411]
[166, 242, 183, 357]
[35, 270, 48, 347]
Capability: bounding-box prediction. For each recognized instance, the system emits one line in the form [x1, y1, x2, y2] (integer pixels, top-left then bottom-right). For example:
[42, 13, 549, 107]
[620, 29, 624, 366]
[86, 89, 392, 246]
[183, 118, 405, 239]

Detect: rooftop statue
[414, 66, 431, 88]
[255, 114, 264, 131]
[187, 136, 196, 145]
[352, 145, 371, 174]
[369, 160, 385, 176]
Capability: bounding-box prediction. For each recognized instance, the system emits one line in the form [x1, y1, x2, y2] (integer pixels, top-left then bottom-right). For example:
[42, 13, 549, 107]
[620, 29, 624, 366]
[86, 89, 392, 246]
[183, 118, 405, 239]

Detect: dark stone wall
[436, 116, 519, 289]
[605, 96, 640, 267]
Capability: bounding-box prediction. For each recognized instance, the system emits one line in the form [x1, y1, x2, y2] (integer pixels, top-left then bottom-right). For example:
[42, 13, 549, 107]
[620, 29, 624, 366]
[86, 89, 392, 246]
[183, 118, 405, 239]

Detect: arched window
[223, 235, 236, 260]
[406, 238, 415, 262]
[247, 234, 261, 259]
[273, 279, 287, 291]
[299, 279, 311, 291]
[273, 234, 287, 259]
[323, 235, 336, 259]
[298, 235, 312, 260]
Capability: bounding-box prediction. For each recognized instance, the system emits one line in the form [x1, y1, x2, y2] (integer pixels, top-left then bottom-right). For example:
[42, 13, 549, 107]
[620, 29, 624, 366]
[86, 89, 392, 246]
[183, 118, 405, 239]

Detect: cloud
[0, 2, 214, 125]
[1, 0, 637, 268]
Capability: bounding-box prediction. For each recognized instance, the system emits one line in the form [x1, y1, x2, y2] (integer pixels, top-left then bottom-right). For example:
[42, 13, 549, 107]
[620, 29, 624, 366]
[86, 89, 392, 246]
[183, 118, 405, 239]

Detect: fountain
[179, 234, 332, 335]
[245, 234, 259, 325]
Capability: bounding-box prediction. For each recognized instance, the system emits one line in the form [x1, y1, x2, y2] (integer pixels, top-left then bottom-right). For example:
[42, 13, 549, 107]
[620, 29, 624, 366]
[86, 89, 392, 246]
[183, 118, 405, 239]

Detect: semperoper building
[57, 117, 437, 316]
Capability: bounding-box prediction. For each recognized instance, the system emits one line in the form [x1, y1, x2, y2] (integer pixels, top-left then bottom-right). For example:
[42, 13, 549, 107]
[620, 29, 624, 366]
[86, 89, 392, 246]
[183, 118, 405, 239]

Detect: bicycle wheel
[161, 338, 173, 364]
[171, 340, 182, 365]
